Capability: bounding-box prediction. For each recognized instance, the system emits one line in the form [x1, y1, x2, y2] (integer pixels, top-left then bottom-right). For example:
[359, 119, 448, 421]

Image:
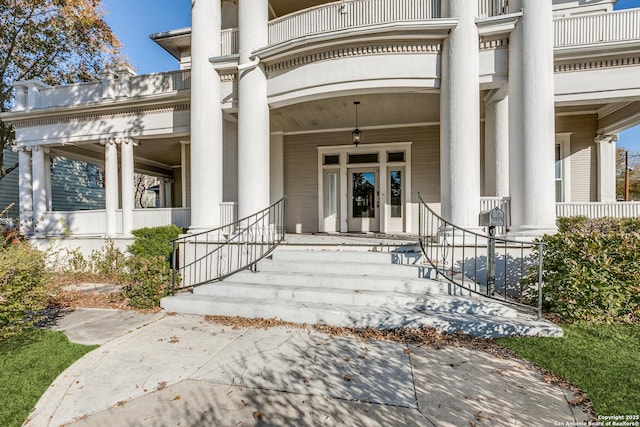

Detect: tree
[134, 173, 160, 208]
[616, 148, 640, 201]
[0, 0, 123, 179]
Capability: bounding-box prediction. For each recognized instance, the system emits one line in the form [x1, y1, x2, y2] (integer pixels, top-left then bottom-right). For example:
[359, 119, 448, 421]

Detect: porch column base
[507, 224, 558, 238]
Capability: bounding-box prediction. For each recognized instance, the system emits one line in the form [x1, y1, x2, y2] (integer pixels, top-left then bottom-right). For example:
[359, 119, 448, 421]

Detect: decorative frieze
[14, 103, 191, 128]
[265, 41, 442, 74]
[479, 38, 508, 50]
[555, 57, 640, 73]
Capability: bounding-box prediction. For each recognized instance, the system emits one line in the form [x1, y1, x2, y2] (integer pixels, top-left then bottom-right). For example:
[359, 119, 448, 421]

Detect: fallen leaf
[343, 374, 352, 381]
[172, 395, 181, 401]
[168, 336, 180, 344]
[476, 411, 492, 420]
[253, 411, 263, 420]
[156, 381, 168, 391]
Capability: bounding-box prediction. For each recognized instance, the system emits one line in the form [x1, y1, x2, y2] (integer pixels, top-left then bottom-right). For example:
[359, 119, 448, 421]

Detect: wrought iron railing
[171, 197, 286, 290]
[418, 194, 544, 318]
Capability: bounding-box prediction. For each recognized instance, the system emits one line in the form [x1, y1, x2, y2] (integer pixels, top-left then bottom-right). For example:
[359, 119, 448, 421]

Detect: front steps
[161, 244, 562, 338]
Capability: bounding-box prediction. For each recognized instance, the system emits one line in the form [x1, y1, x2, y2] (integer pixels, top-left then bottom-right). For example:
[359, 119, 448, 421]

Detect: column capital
[100, 136, 138, 146]
[594, 134, 618, 144]
[12, 144, 31, 153]
[30, 145, 49, 154]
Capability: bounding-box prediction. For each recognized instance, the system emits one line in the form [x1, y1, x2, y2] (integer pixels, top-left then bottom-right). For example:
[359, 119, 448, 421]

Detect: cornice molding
[12, 104, 190, 129]
[265, 41, 442, 74]
[555, 56, 640, 73]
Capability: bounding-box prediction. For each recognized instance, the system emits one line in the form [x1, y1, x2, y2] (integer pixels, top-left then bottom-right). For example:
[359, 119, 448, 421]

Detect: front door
[348, 168, 379, 232]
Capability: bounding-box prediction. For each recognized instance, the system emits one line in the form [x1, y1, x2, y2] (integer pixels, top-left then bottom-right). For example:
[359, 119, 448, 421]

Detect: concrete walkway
[27, 309, 590, 427]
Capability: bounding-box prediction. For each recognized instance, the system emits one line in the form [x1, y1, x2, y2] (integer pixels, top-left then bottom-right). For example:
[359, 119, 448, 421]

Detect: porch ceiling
[269, 0, 329, 18]
[270, 93, 441, 134]
[50, 136, 182, 175]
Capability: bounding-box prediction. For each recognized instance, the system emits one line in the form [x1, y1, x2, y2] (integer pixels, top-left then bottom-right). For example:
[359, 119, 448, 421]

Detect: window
[387, 152, 405, 162]
[390, 171, 402, 217]
[555, 144, 563, 202]
[348, 153, 378, 164]
[323, 155, 340, 165]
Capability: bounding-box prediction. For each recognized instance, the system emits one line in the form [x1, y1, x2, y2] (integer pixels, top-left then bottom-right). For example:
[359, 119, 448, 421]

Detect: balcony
[14, 70, 191, 111]
[554, 8, 640, 49]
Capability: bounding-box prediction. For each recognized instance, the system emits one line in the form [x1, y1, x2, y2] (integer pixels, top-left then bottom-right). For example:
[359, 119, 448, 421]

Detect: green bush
[127, 225, 182, 262]
[121, 255, 173, 309]
[0, 243, 48, 338]
[539, 217, 640, 323]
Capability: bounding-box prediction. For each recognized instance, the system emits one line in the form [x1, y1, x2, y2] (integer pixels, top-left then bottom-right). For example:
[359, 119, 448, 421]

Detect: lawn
[0, 329, 96, 427]
[497, 323, 640, 416]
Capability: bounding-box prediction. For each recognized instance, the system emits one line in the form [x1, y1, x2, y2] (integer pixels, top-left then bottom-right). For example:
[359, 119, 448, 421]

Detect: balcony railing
[478, 0, 508, 18]
[23, 70, 191, 110]
[268, 0, 441, 46]
[36, 81, 103, 109]
[556, 202, 640, 219]
[129, 70, 191, 97]
[554, 8, 640, 48]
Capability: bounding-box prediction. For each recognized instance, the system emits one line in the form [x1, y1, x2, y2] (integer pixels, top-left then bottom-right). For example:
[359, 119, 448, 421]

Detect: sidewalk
[26, 309, 590, 427]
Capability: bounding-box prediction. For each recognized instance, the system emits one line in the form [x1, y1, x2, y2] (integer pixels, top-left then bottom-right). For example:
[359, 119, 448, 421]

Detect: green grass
[497, 323, 640, 416]
[0, 329, 97, 427]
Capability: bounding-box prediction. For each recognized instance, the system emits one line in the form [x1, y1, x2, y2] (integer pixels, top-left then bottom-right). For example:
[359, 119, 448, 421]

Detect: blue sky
[101, 0, 640, 151]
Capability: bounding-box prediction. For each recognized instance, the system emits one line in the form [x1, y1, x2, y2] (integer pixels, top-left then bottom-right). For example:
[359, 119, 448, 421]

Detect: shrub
[539, 217, 640, 323]
[121, 255, 173, 309]
[127, 225, 183, 262]
[0, 242, 48, 338]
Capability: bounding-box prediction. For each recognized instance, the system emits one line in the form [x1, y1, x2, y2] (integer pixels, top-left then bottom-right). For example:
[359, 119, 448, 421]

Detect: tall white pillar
[440, 0, 481, 226]
[17, 147, 33, 235]
[238, 0, 270, 218]
[31, 146, 47, 230]
[595, 134, 618, 203]
[190, 0, 223, 231]
[121, 138, 135, 235]
[103, 138, 119, 237]
[508, 0, 557, 235]
[484, 89, 509, 197]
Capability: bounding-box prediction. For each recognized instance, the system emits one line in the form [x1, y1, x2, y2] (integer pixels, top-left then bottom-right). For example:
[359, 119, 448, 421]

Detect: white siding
[283, 126, 441, 233]
[556, 114, 598, 202]
[0, 149, 19, 218]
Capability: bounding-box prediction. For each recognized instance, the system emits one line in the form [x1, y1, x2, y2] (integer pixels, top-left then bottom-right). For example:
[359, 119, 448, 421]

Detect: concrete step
[271, 249, 424, 265]
[160, 293, 561, 338]
[256, 258, 435, 279]
[191, 281, 516, 318]
[222, 270, 459, 295]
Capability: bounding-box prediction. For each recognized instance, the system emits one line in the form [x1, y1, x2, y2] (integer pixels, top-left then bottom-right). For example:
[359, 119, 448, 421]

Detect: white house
[2, 0, 640, 239]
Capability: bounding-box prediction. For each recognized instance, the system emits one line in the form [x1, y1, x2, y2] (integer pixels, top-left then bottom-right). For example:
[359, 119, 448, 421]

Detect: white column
[31, 146, 47, 230]
[440, 0, 481, 226]
[508, 0, 557, 236]
[180, 142, 189, 208]
[595, 134, 618, 203]
[44, 151, 53, 210]
[190, 0, 223, 231]
[237, 0, 270, 218]
[121, 138, 135, 235]
[270, 132, 284, 203]
[484, 89, 509, 197]
[103, 138, 119, 237]
[17, 147, 33, 235]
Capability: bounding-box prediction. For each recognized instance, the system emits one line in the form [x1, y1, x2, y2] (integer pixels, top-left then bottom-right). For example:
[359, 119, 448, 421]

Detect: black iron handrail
[171, 197, 286, 290]
[418, 194, 545, 319]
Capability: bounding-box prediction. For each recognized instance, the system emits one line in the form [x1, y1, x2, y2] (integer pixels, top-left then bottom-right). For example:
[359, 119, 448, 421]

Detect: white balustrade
[38, 210, 109, 235]
[132, 208, 191, 229]
[37, 208, 191, 236]
[129, 70, 192, 97]
[556, 202, 640, 218]
[477, 0, 508, 18]
[36, 82, 103, 109]
[268, 0, 440, 46]
[221, 28, 239, 57]
[554, 9, 640, 48]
